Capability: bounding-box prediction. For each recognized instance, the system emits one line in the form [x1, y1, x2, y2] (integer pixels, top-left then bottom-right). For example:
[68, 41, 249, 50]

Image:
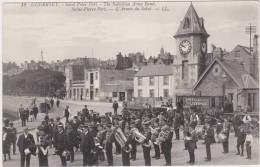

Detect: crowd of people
[2, 100, 256, 166]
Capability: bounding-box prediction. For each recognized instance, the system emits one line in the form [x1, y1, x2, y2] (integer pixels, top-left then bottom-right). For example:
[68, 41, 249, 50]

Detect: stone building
[193, 57, 259, 112]
[172, 3, 210, 98]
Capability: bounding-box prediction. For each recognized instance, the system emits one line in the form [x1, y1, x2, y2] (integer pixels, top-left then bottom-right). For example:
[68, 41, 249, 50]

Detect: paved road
[2, 96, 259, 166]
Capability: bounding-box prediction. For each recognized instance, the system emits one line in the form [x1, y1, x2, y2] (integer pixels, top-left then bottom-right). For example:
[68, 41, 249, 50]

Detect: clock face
[201, 41, 207, 55]
[179, 40, 191, 55]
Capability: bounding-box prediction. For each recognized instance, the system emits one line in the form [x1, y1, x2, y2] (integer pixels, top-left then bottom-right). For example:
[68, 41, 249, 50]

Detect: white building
[134, 65, 174, 99]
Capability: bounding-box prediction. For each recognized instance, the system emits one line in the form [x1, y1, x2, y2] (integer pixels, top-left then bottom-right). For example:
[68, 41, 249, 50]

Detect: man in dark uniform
[233, 112, 242, 137]
[33, 105, 38, 120]
[64, 106, 72, 124]
[130, 121, 137, 161]
[8, 122, 17, 155]
[36, 127, 49, 167]
[236, 126, 246, 156]
[113, 117, 121, 155]
[54, 124, 68, 166]
[17, 127, 35, 167]
[112, 101, 119, 115]
[81, 105, 89, 123]
[174, 111, 181, 140]
[81, 124, 95, 166]
[104, 124, 114, 166]
[121, 124, 132, 166]
[185, 126, 198, 165]
[142, 121, 152, 166]
[66, 120, 77, 163]
[151, 122, 160, 159]
[221, 118, 230, 154]
[53, 117, 64, 153]
[161, 122, 174, 166]
[204, 122, 215, 162]
[47, 118, 55, 148]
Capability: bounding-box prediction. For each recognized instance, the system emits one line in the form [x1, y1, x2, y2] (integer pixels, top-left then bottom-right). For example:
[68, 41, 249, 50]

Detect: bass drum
[195, 125, 205, 140]
[217, 133, 227, 143]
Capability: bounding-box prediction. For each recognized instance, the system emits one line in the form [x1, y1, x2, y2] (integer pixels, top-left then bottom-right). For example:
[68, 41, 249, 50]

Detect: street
[2, 97, 259, 166]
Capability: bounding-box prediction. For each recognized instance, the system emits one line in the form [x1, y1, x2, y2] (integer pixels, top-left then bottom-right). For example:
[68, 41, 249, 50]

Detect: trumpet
[114, 127, 132, 153]
[130, 128, 152, 147]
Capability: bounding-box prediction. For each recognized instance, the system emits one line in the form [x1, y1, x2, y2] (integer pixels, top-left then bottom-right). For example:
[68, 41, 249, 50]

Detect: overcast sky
[2, 1, 258, 65]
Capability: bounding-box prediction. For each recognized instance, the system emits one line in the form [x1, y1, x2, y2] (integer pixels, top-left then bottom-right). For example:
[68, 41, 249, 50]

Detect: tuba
[131, 128, 152, 147]
[113, 127, 132, 153]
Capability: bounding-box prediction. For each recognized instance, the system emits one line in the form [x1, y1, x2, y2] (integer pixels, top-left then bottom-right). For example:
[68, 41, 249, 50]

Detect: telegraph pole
[245, 23, 256, 55]
[41, 51, 44, 67]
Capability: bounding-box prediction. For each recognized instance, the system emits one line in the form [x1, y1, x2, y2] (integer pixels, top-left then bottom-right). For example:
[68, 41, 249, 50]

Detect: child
[29, 110, 34, 122]
[245, 130, 253, 160]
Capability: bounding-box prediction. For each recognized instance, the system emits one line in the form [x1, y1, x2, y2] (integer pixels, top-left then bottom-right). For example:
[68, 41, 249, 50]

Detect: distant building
[134, 65, 174, 99]
[193, 57, 259, 112]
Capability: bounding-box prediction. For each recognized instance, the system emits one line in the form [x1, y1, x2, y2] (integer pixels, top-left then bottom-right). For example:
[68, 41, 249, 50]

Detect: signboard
[177, 96, 210, 107]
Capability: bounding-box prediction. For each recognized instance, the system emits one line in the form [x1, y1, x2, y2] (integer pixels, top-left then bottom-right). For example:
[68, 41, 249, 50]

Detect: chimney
[250, 35, 259, 82]
[213, 47, 224, 61]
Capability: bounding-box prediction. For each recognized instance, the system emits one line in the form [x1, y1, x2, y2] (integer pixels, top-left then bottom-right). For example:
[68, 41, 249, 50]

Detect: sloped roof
[237, 45, 252, 55]
[135, 65, 173, 77]
[193, 58, 258, 90]
[174, 3, 209, 38]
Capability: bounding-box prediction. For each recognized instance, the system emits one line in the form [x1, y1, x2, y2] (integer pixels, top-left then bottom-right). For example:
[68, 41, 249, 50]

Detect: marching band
[2, 103, 255, 166]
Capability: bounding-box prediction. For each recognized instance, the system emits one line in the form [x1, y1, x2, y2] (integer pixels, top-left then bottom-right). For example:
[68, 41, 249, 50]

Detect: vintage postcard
[2, 1, 259, 166]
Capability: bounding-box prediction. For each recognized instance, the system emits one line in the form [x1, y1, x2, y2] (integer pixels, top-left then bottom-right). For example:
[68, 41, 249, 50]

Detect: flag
[212, 44, 216, 52]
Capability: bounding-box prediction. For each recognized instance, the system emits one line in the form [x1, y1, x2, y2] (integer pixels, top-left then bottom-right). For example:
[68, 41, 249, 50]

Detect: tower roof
[174, 3, 209, 38]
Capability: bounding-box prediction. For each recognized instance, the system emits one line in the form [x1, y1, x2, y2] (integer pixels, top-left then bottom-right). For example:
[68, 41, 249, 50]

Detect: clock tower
[173, 3, 209, 95]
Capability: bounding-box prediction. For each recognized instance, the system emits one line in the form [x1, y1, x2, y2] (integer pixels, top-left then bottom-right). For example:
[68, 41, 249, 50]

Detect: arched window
[183, 17, 190, 29]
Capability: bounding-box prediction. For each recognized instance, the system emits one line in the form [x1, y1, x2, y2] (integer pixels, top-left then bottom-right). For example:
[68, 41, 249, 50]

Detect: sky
[2, 1, 259, 65]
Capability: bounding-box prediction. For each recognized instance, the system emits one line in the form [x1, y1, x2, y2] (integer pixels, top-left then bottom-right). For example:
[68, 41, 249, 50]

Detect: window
[138, 89, 143, 97]
[215, 68, 218, 73]
[73, 88, 76, 96]
[150, 89, 154, 97]
[164, 89, 169, 98]
[247, 93, 256, 111]
[183, 17, 190, 29]
[95, 72, 98, 80]
[228, 93, 233, 103]
[112, 92, 118, 98]
[86, 89, 89, 97]
[149, 77, 154, 86]
[86, 73, 88, 81]
[182, 60, 188, 80]
[138, 77, 142, 86]
[163, 76, 169, 85]
[95, 88, 99, 97]
[235, 51, 240, 58]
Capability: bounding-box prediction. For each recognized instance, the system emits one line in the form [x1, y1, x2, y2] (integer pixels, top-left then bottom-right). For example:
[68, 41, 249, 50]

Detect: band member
[104, 124, 115, 166]
[151, 122, 160, 159]
[66, 120, 77, 163]
[96, 124, 106, 162]
[236, 126, 246, 156]
[189, 112, 198, 129]
[122, 124, 131, 166]
[185, 126, 198, 165]
[113, 101, 119, 115]
[183, 118, 189, 150]
[36, 127, 49, 167]
[54, 124, 68, 166]
[221, 118, 230, 154]
[142, 121, 152, 166]
[160, 122, 174, 166]
[130, 121, 137, 161]
[47, 118, 55, 148]
[3, 127, 11, 162]
[204, 122, 215, 162]
[173, 111, 181, 140]
[63, 106, 72, 124]
[8, 122, 17, 155]
[17, 127, 36, 167]
[113, 117, 121, 155]
[245, 130, 253, 160]
[81, 124, 95, 166]
[233, 112, 242, 136]
[215, 119, 223, 143]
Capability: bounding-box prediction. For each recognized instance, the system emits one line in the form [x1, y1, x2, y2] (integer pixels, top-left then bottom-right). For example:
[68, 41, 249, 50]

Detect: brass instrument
[150, 126, 160, 145]
[113, 127, 132, 153]
[195, 125, 205, 140]
[95, 130, 106, 149]
[130, 128, 152, 147]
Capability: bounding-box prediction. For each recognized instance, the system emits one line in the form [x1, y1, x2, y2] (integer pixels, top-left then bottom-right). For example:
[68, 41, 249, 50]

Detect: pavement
[2, 96, 260, 166]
